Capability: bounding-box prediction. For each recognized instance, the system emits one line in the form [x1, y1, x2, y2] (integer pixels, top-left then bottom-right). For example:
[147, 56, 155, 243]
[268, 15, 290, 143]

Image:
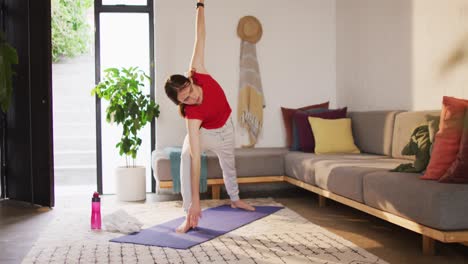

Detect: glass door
[94, 0, 155, 194]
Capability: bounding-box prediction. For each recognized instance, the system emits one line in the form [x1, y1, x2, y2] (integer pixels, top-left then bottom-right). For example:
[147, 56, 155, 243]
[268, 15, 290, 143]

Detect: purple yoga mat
[110, 205, 283, 249]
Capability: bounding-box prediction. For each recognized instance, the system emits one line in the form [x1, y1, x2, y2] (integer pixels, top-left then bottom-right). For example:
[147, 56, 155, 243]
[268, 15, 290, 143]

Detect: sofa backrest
[391, 110, 440, 160]
[348, 111, 402, 156]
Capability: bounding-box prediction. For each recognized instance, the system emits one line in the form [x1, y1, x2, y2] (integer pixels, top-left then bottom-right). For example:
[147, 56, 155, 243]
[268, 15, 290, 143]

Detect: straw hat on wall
[237, 16, 263, 44]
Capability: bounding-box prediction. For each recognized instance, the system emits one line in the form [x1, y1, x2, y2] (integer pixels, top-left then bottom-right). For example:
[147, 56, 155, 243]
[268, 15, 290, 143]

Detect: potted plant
[92, 67, 159, 201]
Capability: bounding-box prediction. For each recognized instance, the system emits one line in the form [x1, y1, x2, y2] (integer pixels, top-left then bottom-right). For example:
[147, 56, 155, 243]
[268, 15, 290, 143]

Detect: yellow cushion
[308, 117, 361, 154]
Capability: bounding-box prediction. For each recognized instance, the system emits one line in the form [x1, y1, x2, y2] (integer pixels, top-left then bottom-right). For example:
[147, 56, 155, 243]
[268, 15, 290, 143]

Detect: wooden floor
[1, 184, 467, 264]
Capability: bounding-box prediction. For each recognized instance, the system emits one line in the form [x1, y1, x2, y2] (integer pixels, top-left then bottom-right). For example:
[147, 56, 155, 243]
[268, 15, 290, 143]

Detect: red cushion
[422, 96, 468, 180]
[281, 102, 329, 148]
[293, 107, 348, 152]
[438, 108, 468, 183]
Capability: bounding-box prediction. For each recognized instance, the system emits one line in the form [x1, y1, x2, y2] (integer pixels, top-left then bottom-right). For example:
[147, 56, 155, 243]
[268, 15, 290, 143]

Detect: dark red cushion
[293, 107, 348, 152]
[438, 108, 468, 183]
[281, 102, 329, 148]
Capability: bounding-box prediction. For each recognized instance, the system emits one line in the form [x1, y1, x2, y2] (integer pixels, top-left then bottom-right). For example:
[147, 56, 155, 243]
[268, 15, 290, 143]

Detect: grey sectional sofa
[152, 110, 468, 254]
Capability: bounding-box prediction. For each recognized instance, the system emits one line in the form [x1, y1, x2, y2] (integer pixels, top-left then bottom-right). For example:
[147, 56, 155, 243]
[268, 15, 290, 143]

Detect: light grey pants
[180, 116, 240, 211]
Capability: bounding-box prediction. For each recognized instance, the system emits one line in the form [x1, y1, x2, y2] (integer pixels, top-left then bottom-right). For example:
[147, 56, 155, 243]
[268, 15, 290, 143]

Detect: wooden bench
[158, 176, 285, 199]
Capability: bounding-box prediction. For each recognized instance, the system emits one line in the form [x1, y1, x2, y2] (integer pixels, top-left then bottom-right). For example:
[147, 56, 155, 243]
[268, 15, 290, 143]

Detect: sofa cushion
[284, 152, 386, 186]
[308, 117, 360, 154]
[363, 170, 468, 230]
[391, 125, 431, 173]
[294, 107, 347, 152]
[291, 108, 329, 151]
[392, 110, 440, 160]
[423, 96, 468, 180]
[153, 148, 287, 181]
[281, 102, 330, 148]
[348, 111, 401, 156]
[439, 108, 468, 183]
[313, 159, 407, 202]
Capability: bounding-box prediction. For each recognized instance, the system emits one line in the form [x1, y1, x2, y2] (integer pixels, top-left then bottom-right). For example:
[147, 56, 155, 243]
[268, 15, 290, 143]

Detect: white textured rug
[23, 198, 387, 264]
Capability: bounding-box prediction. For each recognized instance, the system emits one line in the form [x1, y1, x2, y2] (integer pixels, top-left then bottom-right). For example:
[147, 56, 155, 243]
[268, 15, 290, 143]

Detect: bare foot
[175, 218, 192, 233]
[231, 199, 255, 211]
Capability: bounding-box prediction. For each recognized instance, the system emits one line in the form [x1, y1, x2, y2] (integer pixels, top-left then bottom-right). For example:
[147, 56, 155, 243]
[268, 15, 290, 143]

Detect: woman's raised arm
[189, 0, 207, 74]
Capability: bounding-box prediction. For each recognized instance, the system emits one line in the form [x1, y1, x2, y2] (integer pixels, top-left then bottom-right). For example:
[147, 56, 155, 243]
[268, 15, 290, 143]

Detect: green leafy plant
[51, 0, 92, 62]
[91, 67, 160, 167]
[0, 31, 18, 113]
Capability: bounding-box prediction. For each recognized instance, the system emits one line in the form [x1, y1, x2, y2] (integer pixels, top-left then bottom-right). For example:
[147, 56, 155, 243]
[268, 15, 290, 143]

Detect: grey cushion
[230, 148, 288, 177]
[154, 158, 172, 181]
[284, 152, 386, 186]
[348, 111, 401, 156]
[392, 110, 440, 160]
[314, 159, 407, 202]
[363, 170, 468, 230]
[153, 148, 287, 181]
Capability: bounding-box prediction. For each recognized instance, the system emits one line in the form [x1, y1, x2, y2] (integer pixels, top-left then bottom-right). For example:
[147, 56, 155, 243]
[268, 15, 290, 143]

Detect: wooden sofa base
[158, 176, 285, 199]
[158, 175, 468, 255]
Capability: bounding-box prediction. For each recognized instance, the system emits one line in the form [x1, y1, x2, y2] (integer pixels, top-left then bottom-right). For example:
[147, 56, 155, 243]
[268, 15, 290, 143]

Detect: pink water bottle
[91, 192, 101, 230]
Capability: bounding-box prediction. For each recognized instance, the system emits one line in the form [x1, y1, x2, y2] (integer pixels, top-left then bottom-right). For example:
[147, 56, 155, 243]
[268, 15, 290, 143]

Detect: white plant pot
[115, 166, 146, 201]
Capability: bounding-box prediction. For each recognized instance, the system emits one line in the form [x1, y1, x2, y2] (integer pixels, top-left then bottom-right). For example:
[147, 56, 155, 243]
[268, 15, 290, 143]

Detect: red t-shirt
[185, 72, 232, 129]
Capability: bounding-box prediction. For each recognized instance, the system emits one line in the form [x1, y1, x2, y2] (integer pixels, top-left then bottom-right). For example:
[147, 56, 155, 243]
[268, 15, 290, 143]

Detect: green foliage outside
[51, 0, 93, 62]
[91, 67, 160, 167]
[0, 31, 18, 113]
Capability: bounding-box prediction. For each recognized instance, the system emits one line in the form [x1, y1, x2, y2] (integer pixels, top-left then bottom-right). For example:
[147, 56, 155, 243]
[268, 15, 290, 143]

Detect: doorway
[52, 0, 97, 198]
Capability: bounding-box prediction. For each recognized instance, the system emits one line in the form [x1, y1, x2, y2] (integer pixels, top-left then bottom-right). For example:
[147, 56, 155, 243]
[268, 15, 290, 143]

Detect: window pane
[102, 0, 147, 5]
[99, 13, 151, 194]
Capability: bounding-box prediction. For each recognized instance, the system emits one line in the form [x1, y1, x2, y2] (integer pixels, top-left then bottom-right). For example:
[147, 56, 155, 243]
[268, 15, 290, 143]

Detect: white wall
[336, 0, 413, 111]
[336, 0, 468, 111]
[154, 0, 336, 148]
[412, 0, 468, 110]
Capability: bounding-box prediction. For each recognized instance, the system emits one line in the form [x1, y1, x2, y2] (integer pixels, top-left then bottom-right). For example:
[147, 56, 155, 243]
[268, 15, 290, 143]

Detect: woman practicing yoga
[164, 0, 255, 233]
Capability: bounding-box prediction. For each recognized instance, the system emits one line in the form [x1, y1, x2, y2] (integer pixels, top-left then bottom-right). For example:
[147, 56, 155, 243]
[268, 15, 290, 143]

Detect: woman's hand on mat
[188, 202, 202, 228]
[176, 218, 192, 233]
[175, 203, 201, 233]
